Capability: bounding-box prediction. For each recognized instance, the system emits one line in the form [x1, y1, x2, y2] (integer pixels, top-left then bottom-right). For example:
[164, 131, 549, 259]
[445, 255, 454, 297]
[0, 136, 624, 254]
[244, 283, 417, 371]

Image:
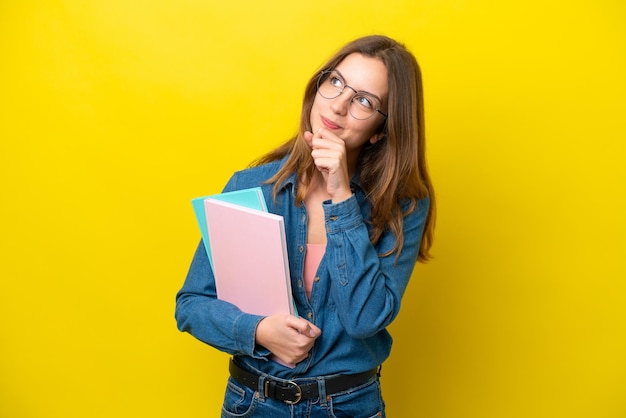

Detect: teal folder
[191, 187, 267, 270]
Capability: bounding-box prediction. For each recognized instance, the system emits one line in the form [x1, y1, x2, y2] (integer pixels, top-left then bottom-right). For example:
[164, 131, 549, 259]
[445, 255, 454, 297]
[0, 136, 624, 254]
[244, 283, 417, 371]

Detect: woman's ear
[369, 133, 385, 144]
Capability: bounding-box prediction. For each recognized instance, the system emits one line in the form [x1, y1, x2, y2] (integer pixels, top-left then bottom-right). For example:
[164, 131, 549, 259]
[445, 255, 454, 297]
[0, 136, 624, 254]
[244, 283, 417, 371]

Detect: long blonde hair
[254, 35, 436, 262]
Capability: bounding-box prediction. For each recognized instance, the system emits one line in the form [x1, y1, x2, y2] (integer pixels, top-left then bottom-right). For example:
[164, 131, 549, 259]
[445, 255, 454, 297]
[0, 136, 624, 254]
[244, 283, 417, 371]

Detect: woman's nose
[330, 89, 353, 115]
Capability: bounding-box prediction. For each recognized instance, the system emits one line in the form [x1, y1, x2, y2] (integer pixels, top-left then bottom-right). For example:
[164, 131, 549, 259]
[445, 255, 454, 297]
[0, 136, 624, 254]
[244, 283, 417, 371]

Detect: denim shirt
[175, 156, 430, 379]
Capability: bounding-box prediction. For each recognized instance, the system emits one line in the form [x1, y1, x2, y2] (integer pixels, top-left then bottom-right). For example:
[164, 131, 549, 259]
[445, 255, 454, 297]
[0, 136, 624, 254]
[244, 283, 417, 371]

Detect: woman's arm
[323, 195, 429, 338]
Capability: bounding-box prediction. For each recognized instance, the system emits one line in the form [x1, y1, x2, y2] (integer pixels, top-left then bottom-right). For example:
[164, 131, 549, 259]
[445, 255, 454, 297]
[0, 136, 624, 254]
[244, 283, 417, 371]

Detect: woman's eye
[355, 95, 374, 109]
[329, 76, 343, 88]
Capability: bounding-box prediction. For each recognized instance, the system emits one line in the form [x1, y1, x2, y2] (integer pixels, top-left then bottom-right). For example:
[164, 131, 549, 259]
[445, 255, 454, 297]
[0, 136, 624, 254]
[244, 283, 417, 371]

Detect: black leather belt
[229, 358, 379, 405]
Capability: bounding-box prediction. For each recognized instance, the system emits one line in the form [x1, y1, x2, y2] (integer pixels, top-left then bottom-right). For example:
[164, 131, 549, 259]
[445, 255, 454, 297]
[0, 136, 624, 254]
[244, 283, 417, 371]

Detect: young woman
[175, 34, 436, 417]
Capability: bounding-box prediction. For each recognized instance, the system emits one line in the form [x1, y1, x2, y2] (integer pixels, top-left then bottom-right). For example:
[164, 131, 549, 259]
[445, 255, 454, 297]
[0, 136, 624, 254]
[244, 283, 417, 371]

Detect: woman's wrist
[330, 190, 353, 204]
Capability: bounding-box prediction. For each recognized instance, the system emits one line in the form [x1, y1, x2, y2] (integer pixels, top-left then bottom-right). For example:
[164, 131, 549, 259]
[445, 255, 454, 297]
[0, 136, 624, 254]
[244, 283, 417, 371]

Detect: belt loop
[257, 375, 266, 401]
[317, 377, 328, 407]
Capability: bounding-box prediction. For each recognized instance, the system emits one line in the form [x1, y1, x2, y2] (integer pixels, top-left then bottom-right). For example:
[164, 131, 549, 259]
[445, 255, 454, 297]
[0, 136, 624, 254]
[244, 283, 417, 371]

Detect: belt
[228, 358, 379, 405]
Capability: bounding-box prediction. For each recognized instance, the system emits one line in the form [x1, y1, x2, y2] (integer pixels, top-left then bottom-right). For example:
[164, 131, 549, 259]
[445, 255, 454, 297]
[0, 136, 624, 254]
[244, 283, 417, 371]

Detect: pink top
[304, 244, 326, 300]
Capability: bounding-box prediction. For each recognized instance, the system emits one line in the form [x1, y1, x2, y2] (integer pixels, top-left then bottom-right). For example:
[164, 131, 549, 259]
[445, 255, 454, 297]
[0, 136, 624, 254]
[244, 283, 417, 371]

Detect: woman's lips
[321, 116, 341, 130]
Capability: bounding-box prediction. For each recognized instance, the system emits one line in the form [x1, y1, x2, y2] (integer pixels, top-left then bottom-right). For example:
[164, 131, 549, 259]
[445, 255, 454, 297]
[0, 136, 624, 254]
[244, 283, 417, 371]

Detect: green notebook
[191, 187, 267, 270]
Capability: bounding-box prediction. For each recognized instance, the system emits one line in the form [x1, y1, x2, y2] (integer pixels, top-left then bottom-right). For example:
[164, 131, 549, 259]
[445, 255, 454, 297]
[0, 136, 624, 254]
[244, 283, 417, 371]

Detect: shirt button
[307, 312, 314, 320]
[329, 215, 339, 222]
[299, 245, 304, 253]
[297, 280, 303, 288]
[314, 276, 320, 283]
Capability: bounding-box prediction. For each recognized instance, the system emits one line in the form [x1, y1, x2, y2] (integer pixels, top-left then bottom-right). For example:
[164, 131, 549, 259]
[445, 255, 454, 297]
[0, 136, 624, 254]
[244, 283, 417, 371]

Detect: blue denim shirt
[175, 156, 429, 379]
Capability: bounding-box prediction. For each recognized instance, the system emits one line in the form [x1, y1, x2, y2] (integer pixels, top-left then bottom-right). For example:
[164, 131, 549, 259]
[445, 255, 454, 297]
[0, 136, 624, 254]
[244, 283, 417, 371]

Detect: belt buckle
[283, 380, 302, 405]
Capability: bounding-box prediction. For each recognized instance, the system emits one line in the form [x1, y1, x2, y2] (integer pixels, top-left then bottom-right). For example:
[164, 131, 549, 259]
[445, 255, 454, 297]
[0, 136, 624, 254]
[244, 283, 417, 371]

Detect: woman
[175, 34, 435, 417]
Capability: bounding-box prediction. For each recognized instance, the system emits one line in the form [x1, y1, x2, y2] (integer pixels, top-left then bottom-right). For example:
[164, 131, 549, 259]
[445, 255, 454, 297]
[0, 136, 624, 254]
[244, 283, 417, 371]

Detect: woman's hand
[255, 315, 321, 365]
[304, 129, 353, 203]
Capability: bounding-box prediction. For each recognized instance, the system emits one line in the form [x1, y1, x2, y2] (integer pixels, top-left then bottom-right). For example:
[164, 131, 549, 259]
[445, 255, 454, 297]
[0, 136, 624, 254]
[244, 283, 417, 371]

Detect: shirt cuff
[322, 194, 363, 233]
[233, 313, 270, 359]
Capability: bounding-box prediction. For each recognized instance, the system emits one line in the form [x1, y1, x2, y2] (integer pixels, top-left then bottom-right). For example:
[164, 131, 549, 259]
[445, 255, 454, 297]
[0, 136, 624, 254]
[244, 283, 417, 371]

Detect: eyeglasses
[316, 70, 388, 120]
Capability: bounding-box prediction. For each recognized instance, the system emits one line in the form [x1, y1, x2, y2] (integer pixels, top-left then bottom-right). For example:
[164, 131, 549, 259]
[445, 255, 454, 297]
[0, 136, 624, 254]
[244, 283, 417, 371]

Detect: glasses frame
[316, 70, 388, 120]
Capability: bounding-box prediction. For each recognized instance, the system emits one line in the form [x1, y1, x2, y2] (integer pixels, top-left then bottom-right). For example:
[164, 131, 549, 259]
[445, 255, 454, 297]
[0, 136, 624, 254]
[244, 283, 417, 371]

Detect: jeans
[220, 376, 385, 418]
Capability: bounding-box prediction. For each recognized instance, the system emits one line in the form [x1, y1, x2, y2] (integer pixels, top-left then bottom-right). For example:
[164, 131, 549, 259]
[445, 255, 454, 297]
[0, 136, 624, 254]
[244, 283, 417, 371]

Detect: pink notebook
[204, 198, 295, 317]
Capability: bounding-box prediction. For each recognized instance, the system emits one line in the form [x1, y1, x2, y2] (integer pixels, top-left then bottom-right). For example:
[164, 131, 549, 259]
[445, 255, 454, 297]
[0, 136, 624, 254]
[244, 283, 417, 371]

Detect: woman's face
[310, 53, 388, 154]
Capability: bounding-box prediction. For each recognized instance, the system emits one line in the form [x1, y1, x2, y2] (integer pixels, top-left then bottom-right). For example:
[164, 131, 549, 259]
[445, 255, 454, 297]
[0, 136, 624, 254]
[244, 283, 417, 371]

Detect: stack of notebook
[191, 188, 296, 317]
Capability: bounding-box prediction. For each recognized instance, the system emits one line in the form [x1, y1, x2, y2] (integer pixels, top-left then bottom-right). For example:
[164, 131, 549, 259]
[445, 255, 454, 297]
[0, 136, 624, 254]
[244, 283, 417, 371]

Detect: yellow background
[1, 1, 625, 417]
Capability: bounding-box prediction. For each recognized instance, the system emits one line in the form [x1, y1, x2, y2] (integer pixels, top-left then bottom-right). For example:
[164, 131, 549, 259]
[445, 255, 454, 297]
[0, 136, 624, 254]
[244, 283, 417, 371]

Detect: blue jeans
[220, 376, 385, 417]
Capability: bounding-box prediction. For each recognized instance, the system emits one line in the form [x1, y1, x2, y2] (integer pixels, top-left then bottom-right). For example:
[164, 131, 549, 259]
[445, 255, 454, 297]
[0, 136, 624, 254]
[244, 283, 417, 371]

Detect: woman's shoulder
[224, 156, 289, 191]
[232, 157, 287, 182]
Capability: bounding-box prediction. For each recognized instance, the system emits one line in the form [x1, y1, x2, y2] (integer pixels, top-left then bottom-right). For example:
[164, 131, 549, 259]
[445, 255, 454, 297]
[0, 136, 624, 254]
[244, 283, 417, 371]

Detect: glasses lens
[349, 93, 380, 120]
[317, 71, 342, 99]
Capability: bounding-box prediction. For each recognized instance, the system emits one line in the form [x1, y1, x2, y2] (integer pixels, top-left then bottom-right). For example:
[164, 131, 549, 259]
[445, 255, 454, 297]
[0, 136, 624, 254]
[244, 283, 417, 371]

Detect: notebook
[203, 197, 295, 317]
